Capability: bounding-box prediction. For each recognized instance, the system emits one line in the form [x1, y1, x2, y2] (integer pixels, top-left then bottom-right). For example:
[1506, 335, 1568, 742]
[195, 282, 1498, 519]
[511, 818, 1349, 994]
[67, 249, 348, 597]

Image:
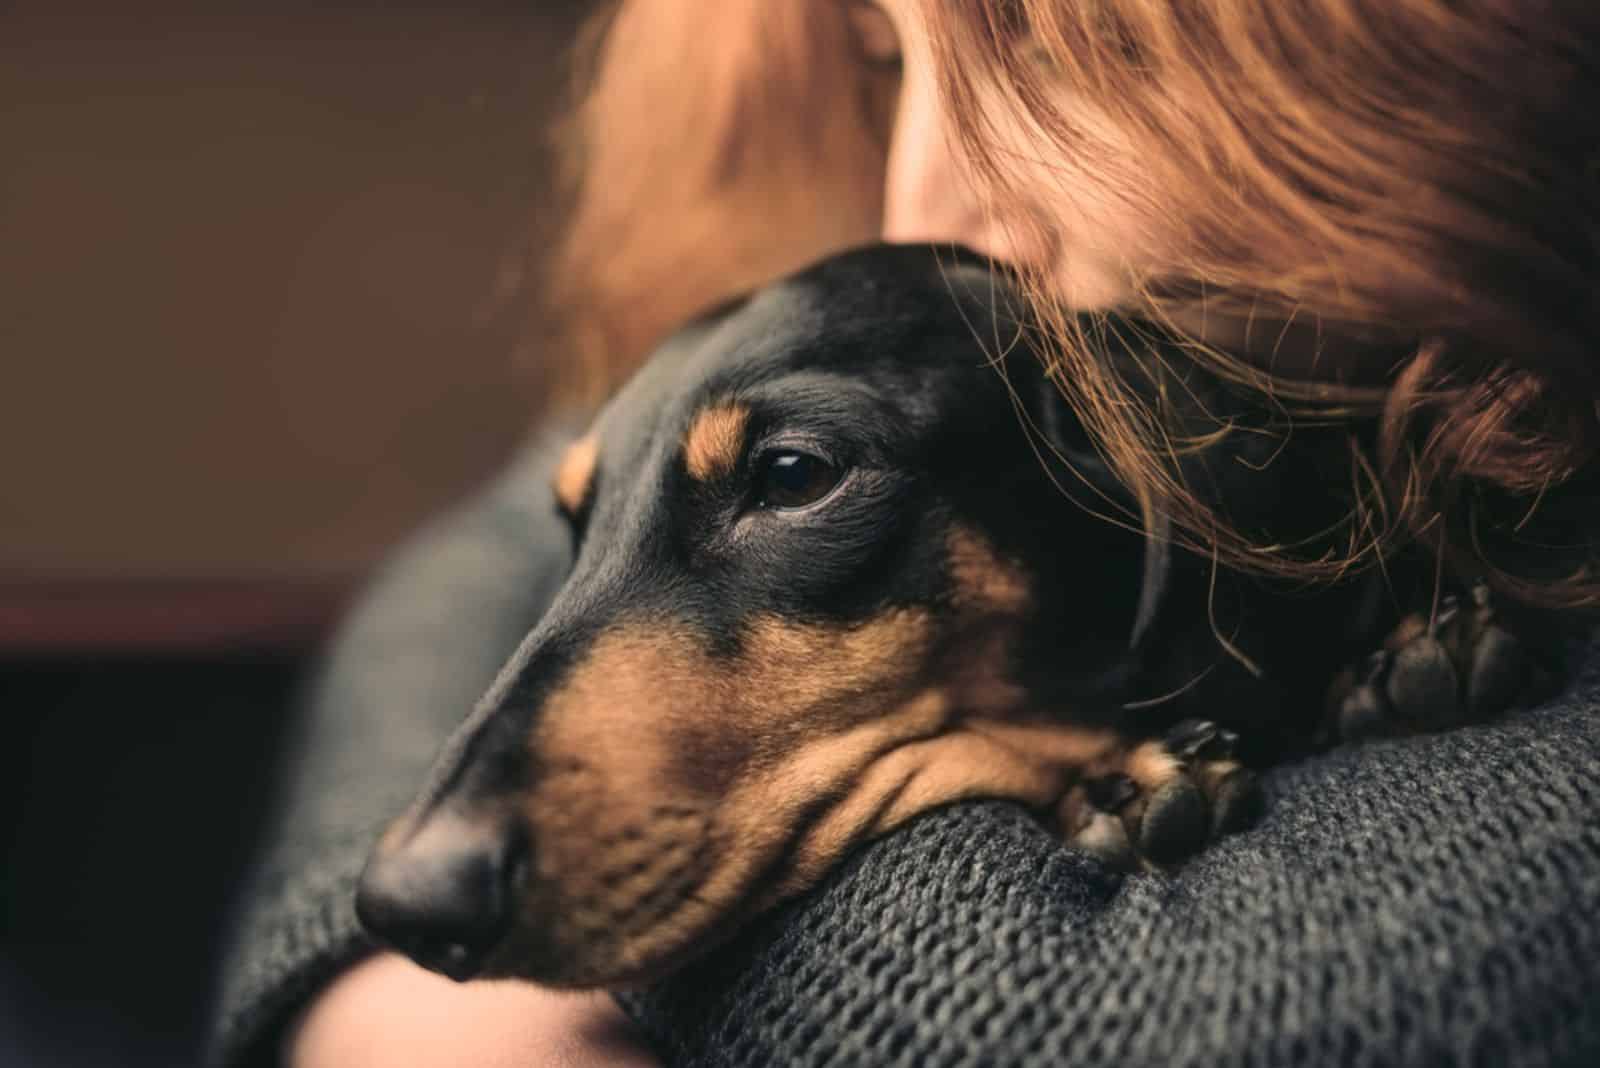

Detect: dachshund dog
[356, 244, 1550, 990]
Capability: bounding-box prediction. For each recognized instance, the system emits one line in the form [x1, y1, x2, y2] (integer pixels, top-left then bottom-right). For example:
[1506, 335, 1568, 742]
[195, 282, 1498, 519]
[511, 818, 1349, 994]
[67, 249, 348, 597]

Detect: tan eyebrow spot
[553, 434, 599, 516]
[683, 403, 750, 482]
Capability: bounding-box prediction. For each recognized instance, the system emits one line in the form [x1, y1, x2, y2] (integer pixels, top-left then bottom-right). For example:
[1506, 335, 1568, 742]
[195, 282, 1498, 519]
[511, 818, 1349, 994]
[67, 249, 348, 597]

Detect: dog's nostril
[355, 814, 529, 982]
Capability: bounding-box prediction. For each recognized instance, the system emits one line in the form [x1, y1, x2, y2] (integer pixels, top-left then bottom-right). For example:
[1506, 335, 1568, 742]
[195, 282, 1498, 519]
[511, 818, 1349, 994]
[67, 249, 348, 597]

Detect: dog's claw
[1326, 582, 1541, 742]
[1064, 719, 1261, 872]
[1162, 718, 1235, 761]
[1386, 635, 1459, 731]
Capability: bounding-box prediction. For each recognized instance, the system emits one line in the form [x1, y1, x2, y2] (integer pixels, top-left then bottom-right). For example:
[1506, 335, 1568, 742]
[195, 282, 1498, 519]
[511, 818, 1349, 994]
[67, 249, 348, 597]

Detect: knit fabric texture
[207, 430, 1600, 1067]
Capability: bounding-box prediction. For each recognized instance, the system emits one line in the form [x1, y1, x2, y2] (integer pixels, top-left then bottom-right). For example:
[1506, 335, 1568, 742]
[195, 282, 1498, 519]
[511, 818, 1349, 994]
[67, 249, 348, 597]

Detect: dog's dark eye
[755, 450, 842, 510]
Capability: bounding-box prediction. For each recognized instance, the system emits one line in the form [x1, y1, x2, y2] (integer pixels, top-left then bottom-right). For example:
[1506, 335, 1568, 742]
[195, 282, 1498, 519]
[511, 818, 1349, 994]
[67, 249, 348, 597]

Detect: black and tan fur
[357, 244, 1554, 990]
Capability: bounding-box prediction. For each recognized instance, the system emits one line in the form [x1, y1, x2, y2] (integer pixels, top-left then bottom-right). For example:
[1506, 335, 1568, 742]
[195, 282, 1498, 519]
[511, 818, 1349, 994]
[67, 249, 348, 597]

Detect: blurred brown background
[1, 7, 594, 1066]
[2, 2, 590, 649]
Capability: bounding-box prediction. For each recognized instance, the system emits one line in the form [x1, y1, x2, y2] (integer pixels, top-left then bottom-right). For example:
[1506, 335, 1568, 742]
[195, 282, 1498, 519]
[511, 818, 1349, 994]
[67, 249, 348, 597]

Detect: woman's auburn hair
[543, 0, 1600, 613]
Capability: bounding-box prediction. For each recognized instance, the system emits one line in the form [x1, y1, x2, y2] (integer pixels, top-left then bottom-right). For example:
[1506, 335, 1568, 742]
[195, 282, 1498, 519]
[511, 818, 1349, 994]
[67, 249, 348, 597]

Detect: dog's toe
[1205, 765, 1263, 835]
[1137, 775, 1210, 864]
[1386, 633, 1460, 731]
[1465, 621, 1527, 721]
[1330, 651, 1393, 741]
[1069, 808, 1138, 871]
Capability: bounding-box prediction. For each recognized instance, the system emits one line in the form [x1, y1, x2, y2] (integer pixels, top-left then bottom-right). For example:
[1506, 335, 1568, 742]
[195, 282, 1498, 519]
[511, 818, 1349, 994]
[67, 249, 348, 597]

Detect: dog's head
[356, 245, 1157, 988]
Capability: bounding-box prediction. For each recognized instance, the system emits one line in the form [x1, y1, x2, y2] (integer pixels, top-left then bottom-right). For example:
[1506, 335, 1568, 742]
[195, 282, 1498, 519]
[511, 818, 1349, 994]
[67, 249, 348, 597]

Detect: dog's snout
[355, 813, 528, 981]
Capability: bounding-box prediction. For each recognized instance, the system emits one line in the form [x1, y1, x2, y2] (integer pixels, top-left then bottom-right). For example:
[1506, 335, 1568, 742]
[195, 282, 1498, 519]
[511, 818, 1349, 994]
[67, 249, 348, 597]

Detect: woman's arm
[624, 649, 1600, 1067]
[208, 429, 655, 1067]
[287, 954, 656, 1068]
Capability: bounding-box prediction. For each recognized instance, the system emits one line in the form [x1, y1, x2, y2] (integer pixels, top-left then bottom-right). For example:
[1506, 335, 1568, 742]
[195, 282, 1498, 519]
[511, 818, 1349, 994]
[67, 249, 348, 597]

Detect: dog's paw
[1322, 583, 1553, 744]
[1060, 719, 1262, 872]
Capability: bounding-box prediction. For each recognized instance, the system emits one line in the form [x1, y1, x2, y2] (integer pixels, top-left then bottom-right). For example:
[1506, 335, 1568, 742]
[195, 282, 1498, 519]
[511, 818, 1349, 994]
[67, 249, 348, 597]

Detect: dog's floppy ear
[1026, 355, 1174, 655]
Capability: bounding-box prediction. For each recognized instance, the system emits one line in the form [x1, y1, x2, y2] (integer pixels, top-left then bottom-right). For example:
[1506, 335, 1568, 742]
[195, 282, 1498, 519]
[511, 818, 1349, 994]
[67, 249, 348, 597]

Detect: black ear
[1028, 358, 1174, 655]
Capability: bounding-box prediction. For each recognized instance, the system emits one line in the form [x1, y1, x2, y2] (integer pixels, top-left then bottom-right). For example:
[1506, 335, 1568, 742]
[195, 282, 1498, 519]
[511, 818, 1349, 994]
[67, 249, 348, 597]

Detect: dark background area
[2, 5, 591, 1065]
[2, 656, 298, 1067]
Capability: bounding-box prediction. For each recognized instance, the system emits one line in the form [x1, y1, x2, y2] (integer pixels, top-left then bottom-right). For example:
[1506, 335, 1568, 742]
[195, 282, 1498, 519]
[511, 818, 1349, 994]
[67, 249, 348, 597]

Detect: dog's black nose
[355, 813, 527, 981]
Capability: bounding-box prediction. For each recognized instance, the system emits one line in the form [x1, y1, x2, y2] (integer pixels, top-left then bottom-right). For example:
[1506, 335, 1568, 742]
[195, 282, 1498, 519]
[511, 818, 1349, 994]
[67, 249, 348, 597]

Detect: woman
[213, 1, 1600, 1065]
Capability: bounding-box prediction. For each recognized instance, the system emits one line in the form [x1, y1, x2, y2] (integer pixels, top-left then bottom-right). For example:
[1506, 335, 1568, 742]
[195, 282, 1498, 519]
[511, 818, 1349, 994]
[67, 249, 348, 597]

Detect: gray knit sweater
[209, 431, 1600, 1068]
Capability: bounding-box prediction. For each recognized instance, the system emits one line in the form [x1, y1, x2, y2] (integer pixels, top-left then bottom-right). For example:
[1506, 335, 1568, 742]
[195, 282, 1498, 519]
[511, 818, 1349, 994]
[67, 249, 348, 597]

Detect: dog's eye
[755, 450, 843, 510]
